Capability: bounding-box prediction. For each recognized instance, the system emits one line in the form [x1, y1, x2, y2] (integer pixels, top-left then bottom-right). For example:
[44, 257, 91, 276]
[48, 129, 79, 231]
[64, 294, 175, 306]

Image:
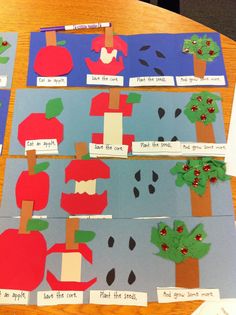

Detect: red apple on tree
[18, 97, 64, 148]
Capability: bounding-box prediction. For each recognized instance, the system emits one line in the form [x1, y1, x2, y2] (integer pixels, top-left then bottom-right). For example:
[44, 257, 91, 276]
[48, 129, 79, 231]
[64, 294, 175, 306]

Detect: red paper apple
[18, 98, 64, 148]
[34, 43, 73, 77]
[85, 35, 128, 75]
[60, 159, 110, 215]
[0, 229, 47, 290]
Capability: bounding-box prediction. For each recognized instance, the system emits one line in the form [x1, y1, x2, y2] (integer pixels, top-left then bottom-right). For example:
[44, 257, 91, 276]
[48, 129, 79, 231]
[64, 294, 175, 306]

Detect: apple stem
[74, 142, 88, 160]
[19, 200, 34, 234]
[45, 31, 57, 47]
[27, 149, 36, 175]
[109, 88, 120, 109]
[105, 26, 113, 48]
[65, 217, 79, 250]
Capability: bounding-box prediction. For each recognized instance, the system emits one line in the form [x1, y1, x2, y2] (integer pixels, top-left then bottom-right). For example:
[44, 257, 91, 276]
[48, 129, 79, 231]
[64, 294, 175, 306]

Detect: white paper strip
[25, 139, 58, 155]
[0, 144, 2, 155]
[176, 75, 226, 86]
[0, 75, 7, 87]
[37, 291, 83, 306]
[89, 143, 128, 158]
[90, 290, 148, 306]
[225, 84, 236, 176]
[69, 215, 112, 219]
[87, 74, 124, 86]
[0, 289, 29, 305]
[181, 142, 227, 156]
[37, 77, 67, 86]
[191, 299, 236, 315]
[129, 76, 175, 86]
[157, 288, 220, 303]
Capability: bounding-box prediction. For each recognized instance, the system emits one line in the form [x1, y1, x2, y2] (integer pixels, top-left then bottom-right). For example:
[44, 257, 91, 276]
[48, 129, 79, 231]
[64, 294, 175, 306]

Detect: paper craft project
[9, 89, 226, 156]
[0, 90, 10, 154]
[0, 32, 17, 88]
[0, 216, 236, 305]
[1, 158, 233, 218]
[27, 32, 227, 87]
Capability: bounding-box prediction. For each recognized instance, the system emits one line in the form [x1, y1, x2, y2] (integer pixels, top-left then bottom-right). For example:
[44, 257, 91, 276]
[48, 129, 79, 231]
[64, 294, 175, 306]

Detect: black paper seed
[128, 270, 136, 285]
[158, 107, 165, 119]
[133, 187, 140, 198]
[129, 237, 136, 251]
[139, 59, 149, 67]
[175, 108, 182, 118]
[134, 170, 141, 182]
[149, 184, 155, 194]
[155, 50, 166, 58]
[154, 68, 164, 76]
[106, 268, 115, 286]
[171, 136, 178, 141]
[158, 136, 164, 141]
[152, 171, 159, 182]
[139, 45, 151, 51]
[108, 236, 114, 248]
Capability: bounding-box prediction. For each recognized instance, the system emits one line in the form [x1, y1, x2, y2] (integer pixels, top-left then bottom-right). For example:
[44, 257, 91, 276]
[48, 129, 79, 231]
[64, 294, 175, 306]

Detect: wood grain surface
[0, 0, 236, 314]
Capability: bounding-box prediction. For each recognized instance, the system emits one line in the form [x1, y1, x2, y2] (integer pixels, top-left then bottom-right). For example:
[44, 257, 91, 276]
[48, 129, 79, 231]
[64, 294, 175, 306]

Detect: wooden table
[0, 0, 236, 314]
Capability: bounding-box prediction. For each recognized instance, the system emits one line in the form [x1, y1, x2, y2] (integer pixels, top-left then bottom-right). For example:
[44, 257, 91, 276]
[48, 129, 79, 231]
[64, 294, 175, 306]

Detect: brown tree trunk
[195, 121, 215, 143]
[176, 258, 199, 288]
[193, 54, 206, 78]
[190, 181, 212, 216]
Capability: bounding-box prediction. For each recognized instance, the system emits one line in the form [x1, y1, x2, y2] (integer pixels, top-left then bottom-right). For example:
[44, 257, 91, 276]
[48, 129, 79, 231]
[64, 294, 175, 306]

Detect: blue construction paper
[0, 90, 10, 154]
[1, 159, 233, 218]
[0, 216, 235, 304]
[27, 32, 227, 87]
[9, 89, 226, 156]
[0, 32, 18, 88]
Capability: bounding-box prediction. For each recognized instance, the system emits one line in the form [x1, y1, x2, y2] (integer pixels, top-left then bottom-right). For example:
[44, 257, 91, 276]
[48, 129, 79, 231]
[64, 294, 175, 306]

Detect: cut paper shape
[139, 59, 149, 67]
[135, 170, 141, 182]
[175, 108, 182, 118]
[129, 237, 136, 251]
[139, 45, 150, 51]
[104, 112, 123, 144]
[27, 219, 49, 232]
[75, 230, 96, 243]
[108, 236, 114, 248]
[85, 34, 128, 75]
[0, 228, 47, 290]
[133, 187, 139, 199]
[155, 50, 165, 59]
[61, 252, 82, 282]
[106, 268, 115, 286]
[19, 200, 34, 234]
[182, 34, 220, 78]
[158, 107, 165, 119]
[18, 98, 64, 148]
[151, 220, 210, 288]
[34, 31, 73, 77]
[128, 270, 136, 285]
[0, 37, 11, 64]
[148, 184, 155, 194]
[109, 88, 120, 109]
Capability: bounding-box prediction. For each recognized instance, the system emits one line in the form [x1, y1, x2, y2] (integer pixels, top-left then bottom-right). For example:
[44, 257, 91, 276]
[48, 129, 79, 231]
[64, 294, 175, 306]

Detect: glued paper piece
[132, 141, 181, 156]
[104, 113, 123, 144]
[0, 289, 29, 305]
[45, 31, 57, 46]
[192, 299, 236, 315]
[0, 75, 7, 87]
[176, 76, 226, 86]
[181, 142, 226, 156]
[86, 74, 124, 86]
[37, 290, 83, 306]
[157, 288, 220, 303]
[25, 139, 59, 155]
[90, 290, 148, 306]
[89, 143, 128, 158]
[61, 253, 82, 282]
[37, 77, 67, 86]
[75, 180, 96, 195]
[129, 76, 175, 86]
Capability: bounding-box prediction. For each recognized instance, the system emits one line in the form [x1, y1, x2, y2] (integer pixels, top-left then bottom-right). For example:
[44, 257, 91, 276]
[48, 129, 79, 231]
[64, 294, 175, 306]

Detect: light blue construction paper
[0, 216, 236, 304]
[0, 32, 18, 88]
[1, 159, 233, 218]
[9, 89, 226, 156]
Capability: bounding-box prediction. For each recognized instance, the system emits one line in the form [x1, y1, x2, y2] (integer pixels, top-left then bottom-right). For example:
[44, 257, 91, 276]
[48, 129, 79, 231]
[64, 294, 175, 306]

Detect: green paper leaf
[82, 153, 90, 160]
[175, 175, 185, 187]
[127, 93, 141, 104]
[75, 230, 96, 243]
[57, 40, 66, 46]
[45, 98, 63, 119]
[189, 242, 211, 259]
[34, 162, 49, 174]
[0, 56, 9, 64]
[27, 219, 49, 231]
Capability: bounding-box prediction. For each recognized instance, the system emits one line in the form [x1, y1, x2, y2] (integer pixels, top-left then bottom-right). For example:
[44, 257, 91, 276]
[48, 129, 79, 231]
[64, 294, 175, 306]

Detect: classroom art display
[9, 89, 226, 157]
[27, 31, 227, 87]
[0, 32, 18, 88]
[0, 90, 11, 154]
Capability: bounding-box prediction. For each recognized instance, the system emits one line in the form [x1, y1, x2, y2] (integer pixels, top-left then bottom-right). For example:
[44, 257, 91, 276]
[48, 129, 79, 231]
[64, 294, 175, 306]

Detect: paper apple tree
[184, 91, 221, 143]
[0, 150, 49, 290]
[182, 34, 220, 78]
[151, 220, 211, 288]
[47, 142, 110, 290]
[170, 158, 230, 216]
[0, 37, 11, 64]
[90, 89, 141, 152]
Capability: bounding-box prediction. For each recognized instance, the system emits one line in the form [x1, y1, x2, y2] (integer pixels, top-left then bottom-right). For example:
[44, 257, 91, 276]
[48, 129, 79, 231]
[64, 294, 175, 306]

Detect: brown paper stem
[109, 88, 120, 109]
[193, 54, 206, 78]
[19, 200, 34, 234]
[191, 181, 212, 216]
[105, 26, 113, 48]
[45, 31, 57, 46]
[175, 258, 199, 288]
[195, 121, 215, 143]
[27, 149, 36, 175]
[75, 142, 88, 159]
[65, 217, 79, 250]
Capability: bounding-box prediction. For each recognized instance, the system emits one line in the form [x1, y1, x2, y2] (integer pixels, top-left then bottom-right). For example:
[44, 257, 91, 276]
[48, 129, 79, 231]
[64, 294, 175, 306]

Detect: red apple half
[0, 229, 47, 291]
